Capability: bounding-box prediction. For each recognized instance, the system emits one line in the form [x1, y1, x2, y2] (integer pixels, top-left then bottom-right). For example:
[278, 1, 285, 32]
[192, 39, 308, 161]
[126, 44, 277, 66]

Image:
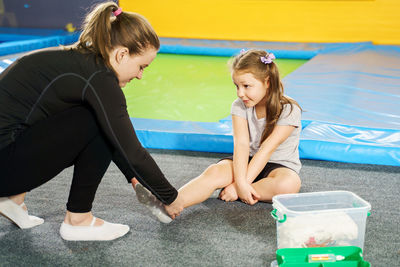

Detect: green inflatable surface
[123, 54, 306, 122]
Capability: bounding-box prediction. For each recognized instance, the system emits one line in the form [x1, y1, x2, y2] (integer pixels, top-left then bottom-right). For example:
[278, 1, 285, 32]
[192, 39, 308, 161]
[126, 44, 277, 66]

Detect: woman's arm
[245, 124, 296, 184]
[84, 71, 178, 205]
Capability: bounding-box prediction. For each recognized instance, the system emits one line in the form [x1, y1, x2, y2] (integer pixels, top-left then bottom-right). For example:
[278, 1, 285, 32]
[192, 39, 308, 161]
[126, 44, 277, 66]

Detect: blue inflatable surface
[0, 27, 79, 56]
[1, 33, 399, 166]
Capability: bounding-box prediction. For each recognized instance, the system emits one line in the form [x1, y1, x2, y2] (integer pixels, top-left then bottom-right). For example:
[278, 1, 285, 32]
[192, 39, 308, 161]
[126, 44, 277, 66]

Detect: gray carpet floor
[0, 149, 399, 266]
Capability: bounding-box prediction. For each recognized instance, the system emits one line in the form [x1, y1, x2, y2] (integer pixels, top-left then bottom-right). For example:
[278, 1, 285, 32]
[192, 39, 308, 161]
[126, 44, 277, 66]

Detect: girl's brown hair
[230, 49, 301, 142]
[68, 1, 160, 68]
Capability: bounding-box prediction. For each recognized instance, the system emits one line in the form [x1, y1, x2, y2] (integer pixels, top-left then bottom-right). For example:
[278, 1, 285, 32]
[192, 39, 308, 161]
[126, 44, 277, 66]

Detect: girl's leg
[251, 168, 301, 202]
[178, 160, 234, 208]
[129, 160, 234, 223]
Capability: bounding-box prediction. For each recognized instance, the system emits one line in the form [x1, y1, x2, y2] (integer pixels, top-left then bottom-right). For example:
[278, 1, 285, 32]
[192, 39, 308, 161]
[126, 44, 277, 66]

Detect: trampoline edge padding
[159, 45, 316, 59]
[300, 121, 400, 166]
[132, 118, 400, 167]
[131, 118, 234, 153]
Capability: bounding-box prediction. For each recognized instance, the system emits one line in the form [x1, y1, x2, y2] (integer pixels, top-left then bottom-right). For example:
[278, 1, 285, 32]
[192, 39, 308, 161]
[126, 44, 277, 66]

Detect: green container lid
[275, 246, 370, 266]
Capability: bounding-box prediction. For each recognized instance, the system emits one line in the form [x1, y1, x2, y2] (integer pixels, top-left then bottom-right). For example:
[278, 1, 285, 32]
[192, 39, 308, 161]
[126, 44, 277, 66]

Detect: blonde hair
[230, 49, 301, 142]
[68, 2, 160, 68]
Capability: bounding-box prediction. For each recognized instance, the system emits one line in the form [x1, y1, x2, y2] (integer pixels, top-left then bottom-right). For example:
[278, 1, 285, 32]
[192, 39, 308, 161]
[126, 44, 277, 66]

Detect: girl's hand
[220, 183, 238, 202]
[164, 193, 184, 219]
[236, 182, 260, 205]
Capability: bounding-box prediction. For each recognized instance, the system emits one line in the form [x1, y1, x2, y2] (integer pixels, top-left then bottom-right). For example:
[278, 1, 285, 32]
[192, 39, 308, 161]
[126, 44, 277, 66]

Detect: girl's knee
[203, 163, 219, 176]
[204, 161, 229, 176]
[203, 164, 224, 181]
[274, 174, 301, 195]
[202, 162, 232, 187]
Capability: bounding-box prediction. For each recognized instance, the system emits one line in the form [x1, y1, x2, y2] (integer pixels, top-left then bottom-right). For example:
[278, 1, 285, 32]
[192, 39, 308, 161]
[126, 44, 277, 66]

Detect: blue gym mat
[0, 30, 399, 166]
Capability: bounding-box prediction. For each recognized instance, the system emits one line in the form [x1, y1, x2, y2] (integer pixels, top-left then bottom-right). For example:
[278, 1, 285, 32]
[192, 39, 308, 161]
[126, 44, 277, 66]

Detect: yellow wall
[120, 0, 400, 45]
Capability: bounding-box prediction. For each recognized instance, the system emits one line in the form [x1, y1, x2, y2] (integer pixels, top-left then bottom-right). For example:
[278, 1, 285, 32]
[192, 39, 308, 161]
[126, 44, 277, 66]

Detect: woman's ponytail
[76, 2, 118, 63]
[70, 1, 160, 68]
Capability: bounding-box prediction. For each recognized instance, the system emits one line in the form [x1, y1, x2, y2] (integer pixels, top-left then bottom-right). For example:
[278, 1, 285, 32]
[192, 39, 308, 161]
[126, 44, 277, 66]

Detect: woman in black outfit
[0, 2, 183, 241]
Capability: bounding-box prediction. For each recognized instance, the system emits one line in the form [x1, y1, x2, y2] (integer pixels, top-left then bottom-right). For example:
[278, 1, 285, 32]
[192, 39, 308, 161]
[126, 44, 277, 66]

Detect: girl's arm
[231, 115, 260, 204]
[246, 124, 296, 184]
[231, 114, 250, 186]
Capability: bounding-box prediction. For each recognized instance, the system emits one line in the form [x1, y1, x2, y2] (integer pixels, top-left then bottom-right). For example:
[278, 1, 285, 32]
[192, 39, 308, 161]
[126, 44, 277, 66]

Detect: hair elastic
[260, 53, 276, 64]
[113, 7, 122, 17]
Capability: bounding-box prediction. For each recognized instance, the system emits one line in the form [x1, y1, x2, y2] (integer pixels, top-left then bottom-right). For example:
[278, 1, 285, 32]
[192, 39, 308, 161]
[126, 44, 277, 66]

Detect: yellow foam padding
[120, 0, 400, 45]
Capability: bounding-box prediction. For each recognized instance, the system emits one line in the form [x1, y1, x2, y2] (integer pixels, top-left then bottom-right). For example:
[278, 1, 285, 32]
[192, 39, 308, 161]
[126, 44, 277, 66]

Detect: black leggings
[0, 106, 112, 213]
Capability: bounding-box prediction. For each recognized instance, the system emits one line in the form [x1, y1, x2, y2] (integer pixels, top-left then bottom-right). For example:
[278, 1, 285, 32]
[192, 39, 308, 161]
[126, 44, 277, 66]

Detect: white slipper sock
[0, 197, 44, 229]
[20, 203, 45, 225]
[209, 189, 222, 199]
[135, 184, 172, 224]
[59, 216, 130, 241]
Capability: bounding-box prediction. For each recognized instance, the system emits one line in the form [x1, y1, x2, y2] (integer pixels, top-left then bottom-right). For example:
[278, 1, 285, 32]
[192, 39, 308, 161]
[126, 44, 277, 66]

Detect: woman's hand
[164, 193, 184, 220]
[220, 183, 238, 202]
[235, 182, 260, 205]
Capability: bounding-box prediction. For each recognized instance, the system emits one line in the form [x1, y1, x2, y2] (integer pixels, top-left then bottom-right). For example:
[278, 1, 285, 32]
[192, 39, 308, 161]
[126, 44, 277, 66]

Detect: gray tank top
[231, 97, 302, 173]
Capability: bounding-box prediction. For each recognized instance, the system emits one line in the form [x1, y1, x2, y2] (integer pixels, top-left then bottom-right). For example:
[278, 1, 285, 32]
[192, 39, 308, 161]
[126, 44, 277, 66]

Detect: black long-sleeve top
[0, 48, 178, 204]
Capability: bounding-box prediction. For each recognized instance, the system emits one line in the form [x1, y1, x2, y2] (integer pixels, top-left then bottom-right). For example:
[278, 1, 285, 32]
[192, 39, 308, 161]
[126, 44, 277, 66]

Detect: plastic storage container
[271, 191, 371, 250]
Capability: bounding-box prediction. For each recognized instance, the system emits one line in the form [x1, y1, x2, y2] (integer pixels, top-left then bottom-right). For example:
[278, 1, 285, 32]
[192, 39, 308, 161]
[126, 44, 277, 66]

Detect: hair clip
[260, 53, 276, 64]
[113, 7, 122, 17]
[240, 49, 247, 54]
